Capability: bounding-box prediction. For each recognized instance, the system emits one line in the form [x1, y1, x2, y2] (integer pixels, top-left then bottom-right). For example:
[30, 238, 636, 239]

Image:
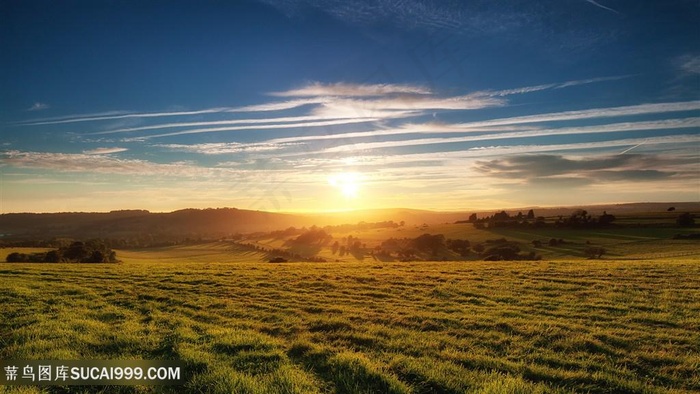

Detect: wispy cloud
[260, 0, 537, 36]
[584, 0, 620, 14]
[1, 150, 226, 178]
[134, 117, 382, 140]
[676, 54, 700, 76]
[254, 100, 699, 146]
[556, 75, 632, 89]
[82, 147, 129, 155]
[226, 98, 328, 112]
[18, 108, 232, 126]
[19, 77, 632, 135]
[94, 114, 373, 135]
[482, 75, 631, 96]
[27, 102, 49, 111]
[447, 101, 700, 128]
[265, 123, 540, 144]
[318, 117, 700, 153]
[270, 82, 432, 97]
[155, 142, 300, 155]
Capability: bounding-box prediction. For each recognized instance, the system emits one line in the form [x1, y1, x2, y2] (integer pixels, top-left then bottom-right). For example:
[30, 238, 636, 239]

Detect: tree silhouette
[677, 213, 695, 227]
[527, 209, 535, 220]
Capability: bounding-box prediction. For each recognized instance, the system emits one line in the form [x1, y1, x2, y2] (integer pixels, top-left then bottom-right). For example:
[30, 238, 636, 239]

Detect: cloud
[137, 117, 382, 139]
[270, 82, 432, 97]
[1, 150, 222, 178]
[254, 77, 627, 120]
[475, 154, 639, 178]
[676, 54, 700, 76]
[82, 147, 129, 155]
[556, 75, 632, 89]
[259, 100, 698, 146]
[449, 101, 700, 128]
[474, 153, 683, 186]
[20, 77, 638, 139]
[584, 0, 620, 14]
[27, 102, 49, 111]
[18, 108, 232, 126]
[261, 0, 468, 32]
[595, 170, 675, 181]
[309, 96, 504, 120]
[265, 123, 539, 144]
[259, 0, 547, 37]
[226, 98, 328, 112]
[94, 114, 371, 135]
[275, 134, 699, 169]
[155, 142, 300, 155]
[318, 117, 700, 153]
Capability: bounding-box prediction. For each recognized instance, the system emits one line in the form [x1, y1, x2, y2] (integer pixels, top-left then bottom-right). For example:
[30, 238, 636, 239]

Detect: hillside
[0, 208, 312, 241]
[1, 202, 697, 242]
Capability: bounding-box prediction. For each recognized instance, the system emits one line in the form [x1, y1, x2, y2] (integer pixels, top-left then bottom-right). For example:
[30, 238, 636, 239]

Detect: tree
[568, 209, 590, 226]
[86, 250, 106, 263]
[412, 234, 445, 255]
[63, 241, 89, 262]
[44, 250, 62, 263]
[598, 211, 616, 226]
[585, 246, 606, 259]
[677, 212, 695, 227]
[6, 252, 26, 262]
[468, 213, 477, 223]
[447, 239, 471, 257]
[331, 241, 339, 254]
[493, 211, 510, 221]
[527, 209, 535, 220]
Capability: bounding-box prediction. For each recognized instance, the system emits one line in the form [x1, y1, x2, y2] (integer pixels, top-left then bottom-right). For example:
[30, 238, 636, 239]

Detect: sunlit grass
[1, 248, 699, 393]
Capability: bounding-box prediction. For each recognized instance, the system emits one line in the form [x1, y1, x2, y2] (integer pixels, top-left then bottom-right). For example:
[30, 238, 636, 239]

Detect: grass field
[248, 219, 700, 262]
[1, 243, 699, 393]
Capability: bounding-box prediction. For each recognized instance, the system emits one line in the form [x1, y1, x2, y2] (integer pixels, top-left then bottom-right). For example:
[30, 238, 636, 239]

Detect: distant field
[1, 244, 699, 393]
[249, 219, 700, 262]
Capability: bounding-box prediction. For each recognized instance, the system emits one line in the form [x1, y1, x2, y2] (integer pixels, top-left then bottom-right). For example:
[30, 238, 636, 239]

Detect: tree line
[6, 240, 118, 263]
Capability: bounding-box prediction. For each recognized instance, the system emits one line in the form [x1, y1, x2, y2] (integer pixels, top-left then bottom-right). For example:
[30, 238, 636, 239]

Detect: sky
[1, 0, 698, 213]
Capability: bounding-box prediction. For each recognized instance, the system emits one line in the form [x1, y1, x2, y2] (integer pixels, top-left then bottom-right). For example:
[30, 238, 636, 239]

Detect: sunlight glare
[328, 172, 360, 199]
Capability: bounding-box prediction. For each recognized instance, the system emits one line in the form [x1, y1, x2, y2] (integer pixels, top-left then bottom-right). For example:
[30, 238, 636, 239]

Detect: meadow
[1, 242, 699, 393]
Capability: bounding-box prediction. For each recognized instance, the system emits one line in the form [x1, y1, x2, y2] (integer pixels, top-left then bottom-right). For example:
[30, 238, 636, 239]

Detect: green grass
[1, 246, 699, 393]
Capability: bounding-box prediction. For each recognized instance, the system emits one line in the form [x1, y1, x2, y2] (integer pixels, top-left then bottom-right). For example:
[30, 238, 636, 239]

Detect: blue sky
[1, 0, 698, 213]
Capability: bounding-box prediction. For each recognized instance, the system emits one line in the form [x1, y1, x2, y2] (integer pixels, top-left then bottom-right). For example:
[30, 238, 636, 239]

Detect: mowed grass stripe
[0, 253, 699, 393]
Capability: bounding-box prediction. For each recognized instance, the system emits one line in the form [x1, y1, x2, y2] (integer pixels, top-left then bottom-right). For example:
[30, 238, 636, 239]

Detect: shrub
[6, 252, 27, 262]
[585, 246, 606, 259]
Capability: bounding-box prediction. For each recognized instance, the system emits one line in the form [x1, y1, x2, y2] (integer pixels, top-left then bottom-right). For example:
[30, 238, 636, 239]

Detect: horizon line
[2, 200, 697, 216]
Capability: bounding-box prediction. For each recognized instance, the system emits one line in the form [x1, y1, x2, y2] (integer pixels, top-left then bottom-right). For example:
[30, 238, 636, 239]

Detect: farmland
[1, 241, 699, 393]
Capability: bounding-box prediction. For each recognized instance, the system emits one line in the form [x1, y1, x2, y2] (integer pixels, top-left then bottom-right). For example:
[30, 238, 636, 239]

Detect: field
[1, 242, 699, 393]
[248, 213, 700, 262]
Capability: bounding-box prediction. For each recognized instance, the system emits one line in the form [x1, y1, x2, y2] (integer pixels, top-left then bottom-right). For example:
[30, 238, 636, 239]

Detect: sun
[328, 172, 360, 200]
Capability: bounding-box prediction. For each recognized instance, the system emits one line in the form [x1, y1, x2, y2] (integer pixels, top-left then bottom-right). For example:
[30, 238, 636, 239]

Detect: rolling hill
[1, 202, 697, 242]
